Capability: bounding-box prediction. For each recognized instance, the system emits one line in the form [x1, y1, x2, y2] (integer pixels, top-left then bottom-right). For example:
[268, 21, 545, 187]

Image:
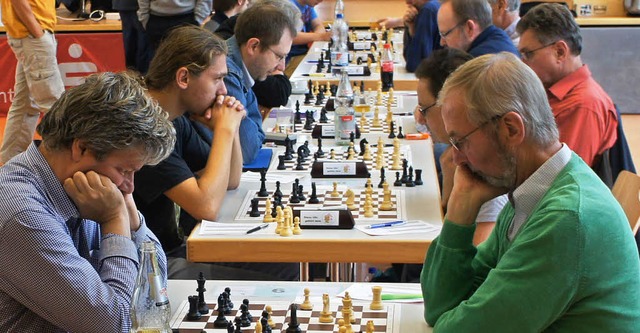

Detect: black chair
[593, 105, 636, 188]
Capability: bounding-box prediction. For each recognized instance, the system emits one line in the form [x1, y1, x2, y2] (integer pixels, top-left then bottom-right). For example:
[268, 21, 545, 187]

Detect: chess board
[170, 299, 400, 333]
[268, 144, 412, 174]
[234, 186, 407, 222]
[366, 94, 401, 109]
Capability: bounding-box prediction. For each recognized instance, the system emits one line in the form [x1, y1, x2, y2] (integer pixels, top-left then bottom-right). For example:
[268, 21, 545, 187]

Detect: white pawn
[362, 143, 372, 161]
[255, 321, 263, 333]
[274, 206, 284, 234]
[300, 288, 313, 310]
[263, 198, 274, 223]
[293, 216, 302, 235]
[363, 194, 374, 218]
[372, 106, 381, 127]
[331, 182, 340, 197]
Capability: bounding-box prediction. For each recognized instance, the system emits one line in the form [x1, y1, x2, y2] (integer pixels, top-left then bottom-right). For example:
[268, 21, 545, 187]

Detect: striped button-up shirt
[0, 143, 167, 333]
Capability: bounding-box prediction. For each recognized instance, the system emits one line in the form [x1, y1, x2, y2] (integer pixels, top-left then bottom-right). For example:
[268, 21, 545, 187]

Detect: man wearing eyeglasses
[224, 0, 300, 163]
[436, 0, 518, 57]
[421, 52, 640, 331]
[488, 0, 521, 46]
[516, 4, 617, 169]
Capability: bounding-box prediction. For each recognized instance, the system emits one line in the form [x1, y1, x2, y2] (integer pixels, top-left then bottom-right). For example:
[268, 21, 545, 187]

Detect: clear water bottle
[331, 13, 349, 69]
[130, 241, 171, 333]
[334, 0, 344, 17]
[334, 68, 355, 145]
[381, 43, 394, 92]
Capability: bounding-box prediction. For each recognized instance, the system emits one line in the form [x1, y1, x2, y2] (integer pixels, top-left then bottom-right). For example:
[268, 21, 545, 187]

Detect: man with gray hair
[420, 53, 640, 330]
[517, 3, 617, 169]
[488, 0, 520, 45]
[224, 0, 301, 163]
[436, 0, 518, 57]
[0, 72, 176, 332]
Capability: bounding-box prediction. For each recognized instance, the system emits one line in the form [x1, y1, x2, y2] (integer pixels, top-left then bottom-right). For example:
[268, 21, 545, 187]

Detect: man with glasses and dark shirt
[223, 0, 301, 163]
[437, 0, 518, 57]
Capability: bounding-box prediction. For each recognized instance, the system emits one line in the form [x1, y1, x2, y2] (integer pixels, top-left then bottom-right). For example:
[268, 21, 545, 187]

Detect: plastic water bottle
[334, 0, 344, 17]
[381, 43, 394, 92]
[130, 241, 171, 333]
[334, 68, 355, 145]
[331, 13, 349, 69]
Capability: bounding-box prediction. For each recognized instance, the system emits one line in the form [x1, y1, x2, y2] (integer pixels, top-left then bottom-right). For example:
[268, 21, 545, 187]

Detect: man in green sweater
[421, 52, 640, 331]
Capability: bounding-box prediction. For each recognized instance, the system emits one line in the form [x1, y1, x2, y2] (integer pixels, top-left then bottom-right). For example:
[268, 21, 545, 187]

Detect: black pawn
[222, 291, 232, 314]
[316, 137, 325, 157]
[397, 125, 405, 139]
[213, 294, 228, 327]
[304, 93, 312, 105]
[249, 198, 261, 217]
[224, 287, 234, 309]
[315, 90, 324, 106]
[234, 317, 242, 333]
[285, 303, 302, 333]
[388, 121, 396, 139]
[378, 167, 386, 188]
[289, 183, 300, 203]
[187, 295, 202, 320]
[274, 181, 283, 198]
[401, 159, 409, 183]
[414, 169, 424, 185]
[284, 137, 293, 161]
[239, 303, 251, 327]
[308, 182, 320, 204]
[243, 299, 253, 321]
[295, 154, 305, 171]
[197, 272, 208, 314]
[297, 185, 306, 201]
[271, 199, 278, 218]
[277, 155, 286, 170]
[261, 311, 272, 333]
[258, 170, 269, 196]
[226, 321, 234, 333]
[394, 171, 403, 186]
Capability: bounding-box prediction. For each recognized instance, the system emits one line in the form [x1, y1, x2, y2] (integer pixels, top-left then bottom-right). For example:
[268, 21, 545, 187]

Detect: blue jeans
[1, 31, 64, 163]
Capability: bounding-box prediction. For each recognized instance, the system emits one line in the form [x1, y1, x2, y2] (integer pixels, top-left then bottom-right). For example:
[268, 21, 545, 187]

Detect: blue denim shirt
[403, 0, 442, 73]
[225, 36, 266, 164]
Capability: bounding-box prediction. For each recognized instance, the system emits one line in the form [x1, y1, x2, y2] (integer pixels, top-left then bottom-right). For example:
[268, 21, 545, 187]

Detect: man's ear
[176, 67, 190, 89]
[70, 139, 89, 162]
[501, 111, 525, 146]
[463, 19, 476, 36]
[554, 40, 570, 62]
[497, 0, 507, 11]
[245, 37, 261, 56]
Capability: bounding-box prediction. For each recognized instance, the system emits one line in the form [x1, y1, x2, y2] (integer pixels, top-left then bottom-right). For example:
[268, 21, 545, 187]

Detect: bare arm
[227, 134, 243, 190]
[293, 18, 331, 45]
[164, 96, 246, 221]
[9, 0, 43, 37]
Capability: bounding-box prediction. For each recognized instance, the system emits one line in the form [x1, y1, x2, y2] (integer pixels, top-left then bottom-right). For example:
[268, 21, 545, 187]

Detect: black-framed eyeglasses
[449, 114, 503, 151]
[265, 45, 288, 62]
[519, 41, 558, 61]
[439, 20, 465, 39]
[418, 102, 437, 117]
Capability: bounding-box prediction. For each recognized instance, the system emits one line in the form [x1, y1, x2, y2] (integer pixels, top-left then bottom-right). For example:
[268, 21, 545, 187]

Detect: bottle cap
[383, 43, 391, 49]
[336, 13, 344, 19]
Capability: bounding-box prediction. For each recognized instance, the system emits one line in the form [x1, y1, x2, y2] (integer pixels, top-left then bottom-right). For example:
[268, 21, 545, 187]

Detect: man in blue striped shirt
[0, 72, 176, 332]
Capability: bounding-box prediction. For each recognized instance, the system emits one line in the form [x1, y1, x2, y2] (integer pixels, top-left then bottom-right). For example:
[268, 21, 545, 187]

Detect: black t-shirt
[133, 115, 210, 253]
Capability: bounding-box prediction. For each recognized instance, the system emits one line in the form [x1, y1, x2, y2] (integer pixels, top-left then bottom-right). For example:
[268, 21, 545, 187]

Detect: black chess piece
[213, 294, 229, 328]
[285, 303, 302, 333]
[289, 183, 300, 203]
[318, 53, 325, 70]
[234, 317, 242, 333]
[388, 120, 396, 139]
[330, 84, 338, 96]
[295, 154, 305, 171]
[401, 159, 409, 183]
[224, 287, 234, 309]
[258, 170, 269, 196]
[315, 90, 324, 106]
[277, 155, 286, 170]
[222, 291, 232, 314]
[284, 137, 293, 161]
[397, 125, 405, 139]
[271, 199, 278, 218]
[261, 310, 272, 333]
[249, 198, 261, 217]
[296, 145, 307, 160]
[274, 181, 283, 198]
[226, 321, 234, 333]
[326, 61, 332, 73]
[378, 167, 386, 188]
[349, 132, 358, 153]
[316, 137, 325, 157]
[406, 166, 416, 187]
[359, 138, 368, 156]
[294, 101, 302, 124]
[297, 185, 306, 201]
[414, 169, 424, 185]
[239, 303, 251, 327]
[303, 111, 314, 130]
[242, 299, 253, 321]
[302, 141, 311, 157]
[319, 107, 329, 123]
[304, 93, 312, 105]
[394, 171, 403, 186]
[308, 182, 320, 204]
[187, 295, 202, 320]
[197, 272, 209, 315]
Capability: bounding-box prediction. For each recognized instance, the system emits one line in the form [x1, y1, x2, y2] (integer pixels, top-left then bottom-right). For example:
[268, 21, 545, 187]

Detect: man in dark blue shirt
[437, 0, 519, 57]
[403, 0, 442, 72]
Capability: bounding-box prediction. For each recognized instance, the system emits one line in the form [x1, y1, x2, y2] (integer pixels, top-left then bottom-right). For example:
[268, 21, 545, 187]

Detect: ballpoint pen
[246, 224, 269, 234]
[367, 221, 406, 229]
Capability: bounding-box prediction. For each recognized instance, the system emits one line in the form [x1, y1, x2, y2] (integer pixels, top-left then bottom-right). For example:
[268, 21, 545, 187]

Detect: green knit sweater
[421, 155, 640, 332]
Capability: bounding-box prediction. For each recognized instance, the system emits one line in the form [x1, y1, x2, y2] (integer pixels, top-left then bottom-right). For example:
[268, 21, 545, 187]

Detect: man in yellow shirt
[0, 0, 64, 164]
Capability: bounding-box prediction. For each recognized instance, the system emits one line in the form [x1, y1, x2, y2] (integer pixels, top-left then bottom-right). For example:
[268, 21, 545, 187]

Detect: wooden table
[187, 105, 442, 281]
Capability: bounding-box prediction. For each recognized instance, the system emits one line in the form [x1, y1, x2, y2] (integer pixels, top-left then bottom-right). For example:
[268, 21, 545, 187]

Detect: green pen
[381, 293, 423, 300]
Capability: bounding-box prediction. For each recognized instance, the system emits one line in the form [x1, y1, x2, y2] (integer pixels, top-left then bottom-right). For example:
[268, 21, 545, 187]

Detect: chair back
[611, 170, 640, 235]
[593, 105, 636, 188]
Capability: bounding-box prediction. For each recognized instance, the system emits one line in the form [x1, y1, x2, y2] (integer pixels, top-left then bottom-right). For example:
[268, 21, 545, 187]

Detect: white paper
[338, 284, 423, 303]
[242, 171, 297, 183]
[355, 220, 441, 236]
[199, 221, 273, 235]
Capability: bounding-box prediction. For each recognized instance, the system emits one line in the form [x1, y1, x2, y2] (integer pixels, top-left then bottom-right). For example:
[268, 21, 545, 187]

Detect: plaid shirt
[0, 143, 167, 332]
